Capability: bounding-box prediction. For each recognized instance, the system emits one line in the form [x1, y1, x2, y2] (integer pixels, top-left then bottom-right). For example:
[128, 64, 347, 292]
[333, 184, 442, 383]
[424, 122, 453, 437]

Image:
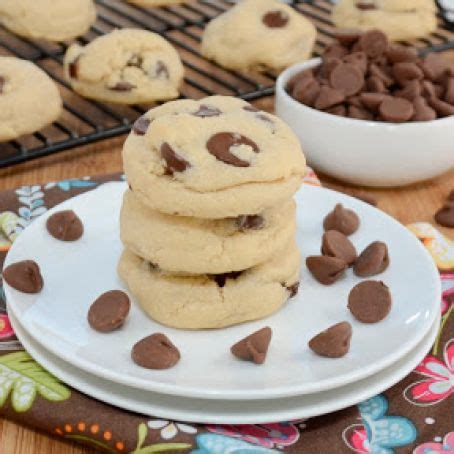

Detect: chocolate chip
[0, 75, 5, 94]
[323, 203, 360, 236]
[369, 63, 394, 87]
[314, 86, 346, 110]
[348, 280, 392, 323]
[379, 97, 414, 122]
[445, 77, 454, 104]
[346, 95, 363, 108]
[334, 30, 362, 47]
[127, 53, 143, 68]
[262, 10, 289, 28]
[421, 53, 449, 82]
[360, 92, 388, 111]
[193, 104, 222, 118]
[243, 105, 259, 112]
[329, 63, 364, 96]
[206, 132, 258, 167]
[155, 60, 169, 79]
[348, 105, 373, 120]
[3, 260, 43, 294]
[359, 30, 388, 59]
[88, 290, 130, 332]
[412, 97, 437, 121]
[308, 322, 352, 358]
[354, 241, 389, 277]
[319, 58, 342, 79]
[321, 230, 357, 265]
[395, 79, 422, 101]
[211, 271, 242, 288]
[434, 202, 454, 227]
[323, 43, 349, 59]
[46, 210, 83, 241]
[293, 78, 321, 107]
[326, 104, 347, 116]
[386, 45, 418, 64]
[393, 62, 424, 87]
[109, 81, 136, 91]
[68, 55, 81, 79]
[367, 75, 387, 93]
[132, 333, 180, 370]
[236, 215, 265, 230]
[343, 52, 368, 74]
[132, 115, 151, 135]
[231, 327, 272, 365]
[286, 282, 300, 298]
[356, 1, 376, 10]
[421, 80, 437, 99]
[160, 142, 191, 175]
[428, 96, 454, 117]
[306, 255, 347, 285]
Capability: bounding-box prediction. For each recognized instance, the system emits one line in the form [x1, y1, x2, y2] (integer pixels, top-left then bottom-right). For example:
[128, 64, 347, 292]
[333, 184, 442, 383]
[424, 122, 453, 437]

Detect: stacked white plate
[4, 182, 441, 423]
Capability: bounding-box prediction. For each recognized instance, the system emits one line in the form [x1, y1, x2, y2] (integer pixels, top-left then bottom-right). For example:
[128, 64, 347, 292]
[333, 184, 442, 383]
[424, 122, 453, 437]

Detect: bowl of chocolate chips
[275, 29, 454, 187]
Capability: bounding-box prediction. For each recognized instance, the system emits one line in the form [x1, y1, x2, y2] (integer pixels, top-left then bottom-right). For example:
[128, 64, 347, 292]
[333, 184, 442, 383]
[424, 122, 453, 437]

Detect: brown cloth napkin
[0, 173, 452, 453]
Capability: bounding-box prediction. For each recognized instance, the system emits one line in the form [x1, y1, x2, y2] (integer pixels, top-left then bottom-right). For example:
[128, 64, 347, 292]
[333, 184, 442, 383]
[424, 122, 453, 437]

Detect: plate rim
[3, 182, 442, 400]
[8, 310, 441, 424]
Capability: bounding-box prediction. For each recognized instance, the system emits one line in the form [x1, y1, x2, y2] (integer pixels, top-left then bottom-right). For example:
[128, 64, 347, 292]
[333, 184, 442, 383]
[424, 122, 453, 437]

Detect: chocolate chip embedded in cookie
[132, 115, 151, 135]
[206, 132, 259, 168]
[88, 290, 130, 332]
[132, 333, 180, 370]
[306, 255, 347, 285]
[348, 280, 392, 323]
[161, 143, 191, 175]
[236, 214, 265, 231]
[262, 10, 289, 28]
[3, 260, 43, 294]
[434, 202, 454, 228]
[46, 210, 84, 241]
[308, 321, 352, 358]
[321, 230, 358, 265]
[354, 241, 389, 277]
[63, 29, 184, 104]
[231, 327, 272, 365]
[323, 204, 360, 236]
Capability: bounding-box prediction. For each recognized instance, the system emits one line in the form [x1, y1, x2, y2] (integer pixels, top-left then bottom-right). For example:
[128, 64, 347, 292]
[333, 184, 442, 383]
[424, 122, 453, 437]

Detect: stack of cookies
[118, 96, 306, 329]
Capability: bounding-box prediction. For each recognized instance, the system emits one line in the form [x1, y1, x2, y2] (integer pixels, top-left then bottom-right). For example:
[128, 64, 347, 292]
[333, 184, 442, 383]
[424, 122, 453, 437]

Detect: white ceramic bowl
[276, 58, 454, 187]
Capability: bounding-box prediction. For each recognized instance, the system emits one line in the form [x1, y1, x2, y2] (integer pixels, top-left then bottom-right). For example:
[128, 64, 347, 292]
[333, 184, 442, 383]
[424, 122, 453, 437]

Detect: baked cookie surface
[0, 57, 62, 142]
[118, 240, 300, 329]
[201, 0, 316, 71]
[64, 29, 184, 104]
[123, 96, 306, 218]
[120, 189, 296, 274]
[333, 0, 437, 41]
[0, 0, 96, 42]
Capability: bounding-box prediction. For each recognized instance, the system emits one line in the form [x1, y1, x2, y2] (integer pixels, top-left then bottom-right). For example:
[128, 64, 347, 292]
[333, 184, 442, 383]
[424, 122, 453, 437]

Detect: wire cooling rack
[0, 0, 453, 168]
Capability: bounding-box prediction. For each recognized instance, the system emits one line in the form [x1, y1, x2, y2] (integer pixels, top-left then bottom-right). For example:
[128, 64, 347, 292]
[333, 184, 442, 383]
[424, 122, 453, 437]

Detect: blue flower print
[191, 433, 279, 453]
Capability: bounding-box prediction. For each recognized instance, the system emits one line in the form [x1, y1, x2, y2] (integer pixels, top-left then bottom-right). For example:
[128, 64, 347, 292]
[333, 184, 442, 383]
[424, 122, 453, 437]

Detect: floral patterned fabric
[0, 172, 452, 453]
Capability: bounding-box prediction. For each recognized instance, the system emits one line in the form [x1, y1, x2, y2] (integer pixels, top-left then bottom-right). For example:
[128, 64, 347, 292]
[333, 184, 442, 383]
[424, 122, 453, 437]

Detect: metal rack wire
[0, 0, 453, 168]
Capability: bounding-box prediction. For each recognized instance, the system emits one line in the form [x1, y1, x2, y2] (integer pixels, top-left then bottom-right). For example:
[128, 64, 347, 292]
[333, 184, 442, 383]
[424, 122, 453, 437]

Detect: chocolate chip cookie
[0, 0, 96, 42]
[201, 0, 316, 72]
[0, 57, 62, 142]
[64, 28, 184, 104]
[120, 189, 297, 274]
[333, 0, 437, 41]
[118, 240, 300, 329]
[123, 96, 306, 218]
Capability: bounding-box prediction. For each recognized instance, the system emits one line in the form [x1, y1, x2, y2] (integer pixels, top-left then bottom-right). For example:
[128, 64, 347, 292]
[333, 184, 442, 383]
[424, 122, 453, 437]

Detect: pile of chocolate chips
[287, 29, 454, 122]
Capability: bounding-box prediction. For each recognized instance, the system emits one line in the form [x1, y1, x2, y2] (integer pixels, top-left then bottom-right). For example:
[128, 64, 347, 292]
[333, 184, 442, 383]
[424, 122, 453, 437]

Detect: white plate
[9, 310, 440, 424]
[3, 182, 441, 400]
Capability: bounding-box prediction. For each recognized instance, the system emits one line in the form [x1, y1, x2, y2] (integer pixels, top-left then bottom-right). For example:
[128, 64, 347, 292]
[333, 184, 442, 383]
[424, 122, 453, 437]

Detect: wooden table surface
[1, 42, 454, 451]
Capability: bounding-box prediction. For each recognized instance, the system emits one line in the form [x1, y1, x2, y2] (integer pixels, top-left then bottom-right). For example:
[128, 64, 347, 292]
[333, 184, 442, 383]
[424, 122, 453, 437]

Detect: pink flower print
[413, 431, 454, 453]
[0, 314, 14, 339]
[206, 421, 302, 449]
[404, 339, 454, 406]
[343, 424, 370, 453]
